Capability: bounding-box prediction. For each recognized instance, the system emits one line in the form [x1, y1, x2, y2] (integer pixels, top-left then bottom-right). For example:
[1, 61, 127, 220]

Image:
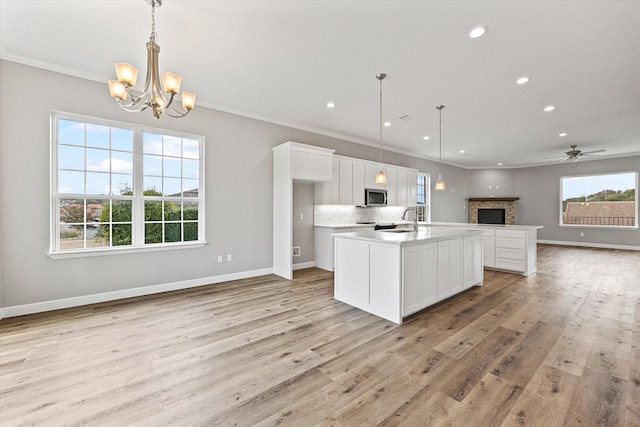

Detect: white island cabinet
[334, 227, 484, 324]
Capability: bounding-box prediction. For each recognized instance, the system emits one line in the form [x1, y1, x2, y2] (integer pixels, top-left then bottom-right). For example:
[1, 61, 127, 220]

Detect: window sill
[47, 241, 208, 259]
[558, 224, 638, 231]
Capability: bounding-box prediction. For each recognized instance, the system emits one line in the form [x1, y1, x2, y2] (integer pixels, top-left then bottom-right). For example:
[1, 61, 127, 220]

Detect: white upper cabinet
[396, 168, 408, 207]
[364, 162, 386, 190]
[407, 169, 417, 207]
[384, 166, 398, 206]
[290, 143, 334, 182]
[352, 161, 365, 206]
[339, 159, 354, 204]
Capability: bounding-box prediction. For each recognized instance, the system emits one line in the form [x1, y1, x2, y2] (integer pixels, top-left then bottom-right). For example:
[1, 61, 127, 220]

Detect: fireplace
[468, 197, 519, 225]
[478, 208, 506, 224]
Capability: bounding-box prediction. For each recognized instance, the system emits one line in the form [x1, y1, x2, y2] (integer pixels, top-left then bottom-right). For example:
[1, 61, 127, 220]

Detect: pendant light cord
[436, 105, 444, 174]
[378, 74, 384, 166]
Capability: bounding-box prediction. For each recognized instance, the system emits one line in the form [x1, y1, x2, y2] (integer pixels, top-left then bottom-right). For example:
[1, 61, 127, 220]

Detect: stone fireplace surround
[468, 197, 519, 225]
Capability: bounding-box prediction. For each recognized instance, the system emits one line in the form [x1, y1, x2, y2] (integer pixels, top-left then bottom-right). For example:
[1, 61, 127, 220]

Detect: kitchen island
[334, 227, 484, 323]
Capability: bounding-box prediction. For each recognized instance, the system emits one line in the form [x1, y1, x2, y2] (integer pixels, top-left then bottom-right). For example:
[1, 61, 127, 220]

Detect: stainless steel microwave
[365, 188, 387, 206]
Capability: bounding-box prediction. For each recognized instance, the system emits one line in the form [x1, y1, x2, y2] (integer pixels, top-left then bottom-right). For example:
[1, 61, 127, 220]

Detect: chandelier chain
[150, 1, 157, 41]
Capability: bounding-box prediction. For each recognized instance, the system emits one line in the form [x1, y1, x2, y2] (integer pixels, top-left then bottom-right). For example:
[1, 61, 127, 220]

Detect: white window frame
[559, 171, 638, 230]
[49, 111, 206, 258]
[416, 172, 431, 222]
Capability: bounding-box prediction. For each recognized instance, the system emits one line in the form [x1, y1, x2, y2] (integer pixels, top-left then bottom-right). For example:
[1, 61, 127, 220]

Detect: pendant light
[435, 105, 446, 191]
[375, 73, 387, 184]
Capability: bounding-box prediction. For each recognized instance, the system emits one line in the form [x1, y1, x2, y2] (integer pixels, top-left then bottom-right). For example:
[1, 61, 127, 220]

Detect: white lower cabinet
[402, 243, 437, 316]
[464, 236, 484, 289]
[437, 238, 464, 300]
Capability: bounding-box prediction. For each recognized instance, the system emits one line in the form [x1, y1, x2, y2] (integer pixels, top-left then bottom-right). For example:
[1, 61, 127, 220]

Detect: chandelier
[108, 0, 196, 119]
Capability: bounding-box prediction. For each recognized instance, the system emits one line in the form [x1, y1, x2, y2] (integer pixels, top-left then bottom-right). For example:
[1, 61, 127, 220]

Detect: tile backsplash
[314, 205, 408, 226]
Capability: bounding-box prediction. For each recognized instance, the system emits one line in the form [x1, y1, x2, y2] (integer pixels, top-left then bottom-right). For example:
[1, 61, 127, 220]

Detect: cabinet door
[314, 152, 333, 182]
[450, 239, 464, 295]
[464, 237, 483, 289]
[437, 240, 453, 300]
[396, 168, 408, 207]
[385, 166, 398, 205]
[352, 161, 365, 206]
[483, 236, 495, 267]
[402, 246, 422, 315]
[292, 148, 314, 181]
[339, 159, 353, 204]
[420, 243, 438, 307]
[407, 170, 417, 207]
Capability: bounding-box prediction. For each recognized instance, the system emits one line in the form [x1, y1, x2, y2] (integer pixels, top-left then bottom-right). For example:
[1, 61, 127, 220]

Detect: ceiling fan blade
[560, 157, 572, 162]
[543, 155, 568, 160]
[580, 149, 606, 155]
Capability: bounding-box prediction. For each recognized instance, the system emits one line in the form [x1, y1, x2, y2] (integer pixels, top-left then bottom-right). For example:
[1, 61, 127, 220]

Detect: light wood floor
[1, 244, 639, 426]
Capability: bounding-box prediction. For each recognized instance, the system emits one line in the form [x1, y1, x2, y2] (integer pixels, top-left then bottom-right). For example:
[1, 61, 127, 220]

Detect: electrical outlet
[217, 255, 223, 263]
[227, 254, 232, 262]
[580, 232, 585, 237]
[300, 213, 304, 220]
[292, 246, 301, 257]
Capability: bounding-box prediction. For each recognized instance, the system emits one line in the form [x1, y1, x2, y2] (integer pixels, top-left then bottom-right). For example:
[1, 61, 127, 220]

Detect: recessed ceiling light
[544, 105, 555, 112]
[384, 122, 391, 127]
[459, 150, 465, 154]
[498, 162, 503, 166]
[559, 132, 567, 137]
[516, 76, 530, 85]
[469, 26, 488, 39]
[326, 102, 335, 109]
[423, 136, 430, 140]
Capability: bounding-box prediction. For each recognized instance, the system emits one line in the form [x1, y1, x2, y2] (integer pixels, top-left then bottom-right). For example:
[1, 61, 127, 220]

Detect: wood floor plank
[0, 245, 638, 426]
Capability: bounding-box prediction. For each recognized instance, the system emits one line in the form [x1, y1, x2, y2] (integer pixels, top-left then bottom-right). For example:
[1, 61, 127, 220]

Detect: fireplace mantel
[468, 197, 520, 202]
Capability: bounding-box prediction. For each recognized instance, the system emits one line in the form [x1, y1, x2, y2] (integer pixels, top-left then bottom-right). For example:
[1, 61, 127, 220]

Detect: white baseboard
[538, 240, 640, 251]
[0, 267, 274, 319]
[293, 261, 316, 270]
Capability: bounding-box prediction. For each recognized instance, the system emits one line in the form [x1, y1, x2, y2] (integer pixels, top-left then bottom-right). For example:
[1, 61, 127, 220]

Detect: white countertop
[316, 221, 542, 230]
[332, 226, 483, 246]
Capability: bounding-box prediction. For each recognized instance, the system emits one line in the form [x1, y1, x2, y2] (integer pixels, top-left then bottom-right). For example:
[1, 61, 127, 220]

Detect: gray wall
[469, 158, 640, 247]
[0, 60, 460, 309]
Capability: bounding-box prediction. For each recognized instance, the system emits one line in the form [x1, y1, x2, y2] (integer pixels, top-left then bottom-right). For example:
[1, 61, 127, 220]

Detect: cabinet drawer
[495, 229, 526, 239]
[495, 258, 526, 272]
[495, 237, 525, 250]
[496, 247, 525, 260]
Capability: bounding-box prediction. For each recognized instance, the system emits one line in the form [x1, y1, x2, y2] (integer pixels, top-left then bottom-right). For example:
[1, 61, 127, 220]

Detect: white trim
[0, 267, 273, 319]
[47, 241, 207, 259]
[538, 240, 640, 251]
[293, 261, 316, 270]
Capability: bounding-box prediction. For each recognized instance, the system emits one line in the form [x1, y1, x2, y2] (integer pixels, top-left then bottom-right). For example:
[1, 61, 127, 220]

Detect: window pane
[58, 145, 84, 170]
[143, 133, 163, 154]
[112, 174, 133, 196]
[143, 155, 163, 176]
[111, 128, 133, 152]
[164, 201, 181, 221]
[164, 157, 181, 177]
[145, 201, 162, 221]
[184, 222, 198, 241]
[164, 223, 181, 242]
[112, 224, 132, 246]
[86, 148, 110, 172]
[59, 171, 84, 194]
[112, 151, 133, 174]
[59, 226, 85, 249]
[163, 135, 181, 157]
[58, 119, 84, 146]
[59, 199, 85, 224]
[183, 159, 199, 179]
[86, 200, 103, 222]
[112, 200, 132, 222]
[561, 172, 637, 227]
[142, 177, 162, 195]
[183, 201, 198, 220]
[86, 172, 110, 195]
[182, 180, 198, 197]
[145, 223, 162, 243]
[88, 226, 110, 248]
[163, 177, 181, 196]
[183, 138, 199, 159]
[86, 124, 110, 149]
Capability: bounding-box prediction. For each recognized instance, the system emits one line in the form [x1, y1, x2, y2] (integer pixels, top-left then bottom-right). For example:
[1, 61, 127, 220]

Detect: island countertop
[333, 226, 484, 246]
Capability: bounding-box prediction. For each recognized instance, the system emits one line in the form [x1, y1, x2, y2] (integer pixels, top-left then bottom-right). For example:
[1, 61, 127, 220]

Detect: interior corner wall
[0, 59, 466, 311]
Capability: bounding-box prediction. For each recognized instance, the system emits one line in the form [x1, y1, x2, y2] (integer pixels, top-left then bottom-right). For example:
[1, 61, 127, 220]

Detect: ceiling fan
[544, 144, 606, 162]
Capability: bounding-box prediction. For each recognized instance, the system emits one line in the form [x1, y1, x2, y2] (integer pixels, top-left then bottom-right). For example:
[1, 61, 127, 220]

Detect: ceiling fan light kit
[108, 0, 196, 119]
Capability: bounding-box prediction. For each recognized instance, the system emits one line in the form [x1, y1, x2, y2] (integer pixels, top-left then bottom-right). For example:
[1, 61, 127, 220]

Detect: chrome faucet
[401, 207, 419, 232]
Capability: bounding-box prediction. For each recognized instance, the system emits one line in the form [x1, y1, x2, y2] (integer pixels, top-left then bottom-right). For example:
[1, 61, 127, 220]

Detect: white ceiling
[2, 0, 639, 169]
